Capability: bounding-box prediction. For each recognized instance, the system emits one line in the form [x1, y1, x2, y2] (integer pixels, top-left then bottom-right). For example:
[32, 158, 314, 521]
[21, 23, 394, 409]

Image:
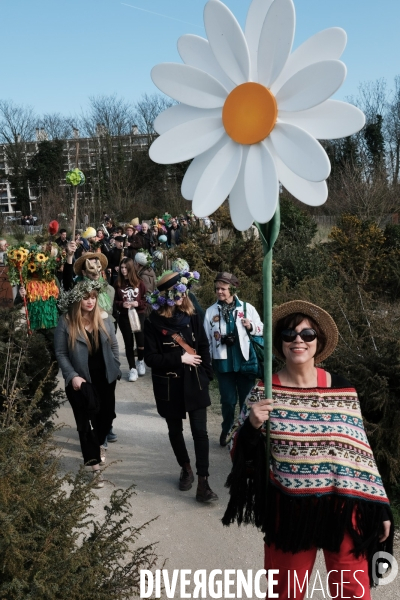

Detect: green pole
[256, 203, 281, 505]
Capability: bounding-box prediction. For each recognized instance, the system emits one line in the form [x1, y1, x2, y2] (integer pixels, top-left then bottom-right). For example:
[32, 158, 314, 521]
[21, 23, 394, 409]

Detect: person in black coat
[166, 219, 182, 247]
[107, 235, 126, 285]
[144, 271, 218, 503]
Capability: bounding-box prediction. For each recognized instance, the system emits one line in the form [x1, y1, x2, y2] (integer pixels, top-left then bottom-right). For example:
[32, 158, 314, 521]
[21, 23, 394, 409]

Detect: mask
[85, 258, 102, 279]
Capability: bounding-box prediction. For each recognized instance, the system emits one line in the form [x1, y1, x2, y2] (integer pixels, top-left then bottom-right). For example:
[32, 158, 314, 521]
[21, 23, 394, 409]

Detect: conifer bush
[0, 337, 158, 599]
[0, 307, 61, 430]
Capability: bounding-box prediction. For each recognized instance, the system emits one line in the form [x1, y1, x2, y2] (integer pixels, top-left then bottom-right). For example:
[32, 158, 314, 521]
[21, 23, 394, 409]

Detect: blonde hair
[156, 272, 195, 318]
[66, 291, 110, 352]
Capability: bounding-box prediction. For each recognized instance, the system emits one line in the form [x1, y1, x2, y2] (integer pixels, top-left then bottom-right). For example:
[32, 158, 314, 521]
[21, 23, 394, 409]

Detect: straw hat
[272, 300, 338, 363]
[130, 217, 139, 226]
[73, 252, 108, 275]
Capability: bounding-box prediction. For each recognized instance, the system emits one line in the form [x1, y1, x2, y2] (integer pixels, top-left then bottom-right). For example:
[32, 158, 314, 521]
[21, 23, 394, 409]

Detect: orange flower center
[222, 82, 278, 145]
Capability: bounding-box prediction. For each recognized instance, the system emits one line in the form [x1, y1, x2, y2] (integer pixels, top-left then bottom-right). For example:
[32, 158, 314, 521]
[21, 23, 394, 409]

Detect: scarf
[218, 299, 236, 323]
[149, 310, 191, 336]
[223, 380, 393, 583]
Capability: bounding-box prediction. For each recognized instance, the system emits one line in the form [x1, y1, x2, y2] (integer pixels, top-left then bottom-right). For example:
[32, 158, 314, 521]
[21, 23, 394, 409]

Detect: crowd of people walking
[2, 211, 394, 597]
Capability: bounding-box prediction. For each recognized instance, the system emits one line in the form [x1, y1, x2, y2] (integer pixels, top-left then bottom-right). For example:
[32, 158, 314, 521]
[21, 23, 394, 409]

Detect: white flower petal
[271, 27, 347, 94]
[178, 34, 235, 92]
[151, 63, 227, 109]
[257, 0, 295, 88]
[149, 118, 225, 164]
[270, 122, 331, 182]
[279, 100, 365, 139]
[274, 151, 328, 206]
[276, 60, 347, 112]
[229, 147, 254, 231]
[154, 105, 221, 135]
[244, 142, 279, 223]
[193, 139, 242, 217]
[204, 0, 250, 85]
[245, 0, 275, 81]
[181, 136, 228, 200]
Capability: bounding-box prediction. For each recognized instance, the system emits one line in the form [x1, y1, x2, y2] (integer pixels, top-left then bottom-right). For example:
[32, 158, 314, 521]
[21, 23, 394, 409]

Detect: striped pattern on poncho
[234, 381, 389, 504]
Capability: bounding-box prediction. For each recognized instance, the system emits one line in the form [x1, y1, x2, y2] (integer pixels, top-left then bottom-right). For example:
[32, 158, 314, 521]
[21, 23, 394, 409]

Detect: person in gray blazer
[54, 279, 121, 487]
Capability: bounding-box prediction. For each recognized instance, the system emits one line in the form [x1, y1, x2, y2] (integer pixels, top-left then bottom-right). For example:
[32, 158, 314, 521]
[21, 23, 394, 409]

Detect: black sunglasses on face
[281, 328, 317, 343]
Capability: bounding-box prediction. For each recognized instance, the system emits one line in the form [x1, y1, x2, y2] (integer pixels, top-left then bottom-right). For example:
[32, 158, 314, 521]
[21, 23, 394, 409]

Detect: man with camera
[204, 272, 263, 447]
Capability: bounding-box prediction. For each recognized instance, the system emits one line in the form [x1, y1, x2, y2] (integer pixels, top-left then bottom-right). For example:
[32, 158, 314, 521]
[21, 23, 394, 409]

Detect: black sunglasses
[281, 328, 317, 343]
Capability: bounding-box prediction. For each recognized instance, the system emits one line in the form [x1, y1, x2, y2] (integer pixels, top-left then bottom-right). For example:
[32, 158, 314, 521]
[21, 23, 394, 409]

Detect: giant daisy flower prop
[150, 0, 365, 230]
[149, 0, 366, 487]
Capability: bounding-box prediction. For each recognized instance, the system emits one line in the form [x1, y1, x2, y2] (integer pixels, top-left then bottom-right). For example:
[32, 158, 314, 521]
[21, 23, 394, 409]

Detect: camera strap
[171, 333, 197, 355]
[218, 307, 238, 334]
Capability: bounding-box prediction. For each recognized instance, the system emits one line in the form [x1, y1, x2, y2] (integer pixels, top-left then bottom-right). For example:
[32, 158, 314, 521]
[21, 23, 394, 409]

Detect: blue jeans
[215, 371, 255, 434]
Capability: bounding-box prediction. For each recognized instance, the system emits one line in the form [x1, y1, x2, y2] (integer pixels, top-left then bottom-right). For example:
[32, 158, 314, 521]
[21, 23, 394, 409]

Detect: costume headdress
[73, 252, 108, 276]
[146, 269, 200, 310]
[57, 279, 107, 313]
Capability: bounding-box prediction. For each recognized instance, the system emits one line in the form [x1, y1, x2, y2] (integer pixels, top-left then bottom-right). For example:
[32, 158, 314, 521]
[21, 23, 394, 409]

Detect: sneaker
[128, 368, 138, 382]
[100, 445, 106, 463]
[107, 427, 118, 443]
[136, 360, 146, 376]
[92, 470, 104, 488]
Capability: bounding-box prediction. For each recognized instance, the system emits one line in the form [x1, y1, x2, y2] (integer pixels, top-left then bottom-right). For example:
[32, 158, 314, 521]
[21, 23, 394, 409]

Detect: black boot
[219, 431, 228, 447]
[196, 476, 218, 503]
[179, 462, 194, 491]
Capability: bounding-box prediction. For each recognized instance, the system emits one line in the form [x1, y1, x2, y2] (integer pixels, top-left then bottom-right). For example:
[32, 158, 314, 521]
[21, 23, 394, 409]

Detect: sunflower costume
[7, 244, 60, 330]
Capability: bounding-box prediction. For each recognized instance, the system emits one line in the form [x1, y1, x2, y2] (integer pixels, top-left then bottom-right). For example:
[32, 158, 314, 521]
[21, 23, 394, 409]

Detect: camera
[221, 334, 236, 347]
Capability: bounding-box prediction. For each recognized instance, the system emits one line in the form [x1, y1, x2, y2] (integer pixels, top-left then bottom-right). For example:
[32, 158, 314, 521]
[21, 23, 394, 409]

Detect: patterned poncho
[222, 372, 393, 584]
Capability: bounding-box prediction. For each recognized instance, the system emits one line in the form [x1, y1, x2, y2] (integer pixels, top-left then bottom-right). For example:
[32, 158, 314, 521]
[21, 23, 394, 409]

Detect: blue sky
[2, 0, 399, 117]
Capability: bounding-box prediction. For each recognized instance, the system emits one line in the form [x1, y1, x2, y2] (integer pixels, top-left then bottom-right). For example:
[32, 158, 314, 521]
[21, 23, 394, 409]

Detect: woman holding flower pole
[144, 270, 218, 503]
[223, 301, 393, 599]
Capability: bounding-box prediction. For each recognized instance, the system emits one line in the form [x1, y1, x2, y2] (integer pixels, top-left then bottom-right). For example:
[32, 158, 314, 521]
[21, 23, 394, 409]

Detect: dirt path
[54, 333, 399, 599]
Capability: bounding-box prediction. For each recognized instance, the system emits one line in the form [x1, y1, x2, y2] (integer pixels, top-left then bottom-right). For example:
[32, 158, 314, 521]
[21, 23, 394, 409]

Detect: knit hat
[272, 300, 339, 363]
[134, 252, 148, 266]
[82, 227, 97, 239]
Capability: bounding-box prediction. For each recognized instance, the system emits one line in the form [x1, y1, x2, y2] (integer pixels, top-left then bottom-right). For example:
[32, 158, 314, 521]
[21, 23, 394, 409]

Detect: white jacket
[204, 298, 263, 361]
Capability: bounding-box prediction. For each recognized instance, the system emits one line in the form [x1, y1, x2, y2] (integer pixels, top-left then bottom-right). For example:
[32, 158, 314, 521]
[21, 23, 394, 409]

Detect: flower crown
[57, 279, 107, 313]
[146, 270, 200, 311]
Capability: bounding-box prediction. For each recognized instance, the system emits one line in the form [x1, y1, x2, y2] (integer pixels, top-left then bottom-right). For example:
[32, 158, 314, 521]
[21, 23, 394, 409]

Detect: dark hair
[59, 229, 67, 234]
[116, 258, 140, 289]
[273, 313, 327, 359]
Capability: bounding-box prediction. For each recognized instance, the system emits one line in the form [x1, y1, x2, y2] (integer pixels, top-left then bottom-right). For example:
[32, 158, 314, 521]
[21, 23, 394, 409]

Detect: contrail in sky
[121, 3, 202, 29]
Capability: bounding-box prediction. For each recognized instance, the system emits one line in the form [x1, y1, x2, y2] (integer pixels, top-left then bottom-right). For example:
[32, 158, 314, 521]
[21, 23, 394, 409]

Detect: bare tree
[327, 161, 397, 223]
[133, 93, 174, 145]
[0, 99, 36, 143]
[38, 113, 75, 140]
[386, 76, 400, 185]
[78, 94, 134, 137]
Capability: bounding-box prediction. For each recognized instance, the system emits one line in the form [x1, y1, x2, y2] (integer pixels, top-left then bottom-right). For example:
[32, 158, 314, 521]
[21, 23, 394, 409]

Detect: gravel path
[54, 332, 399, 599]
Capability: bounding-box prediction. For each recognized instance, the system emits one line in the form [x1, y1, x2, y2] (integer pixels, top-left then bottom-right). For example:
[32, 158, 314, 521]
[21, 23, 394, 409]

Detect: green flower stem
[256, 204, 281, 507]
